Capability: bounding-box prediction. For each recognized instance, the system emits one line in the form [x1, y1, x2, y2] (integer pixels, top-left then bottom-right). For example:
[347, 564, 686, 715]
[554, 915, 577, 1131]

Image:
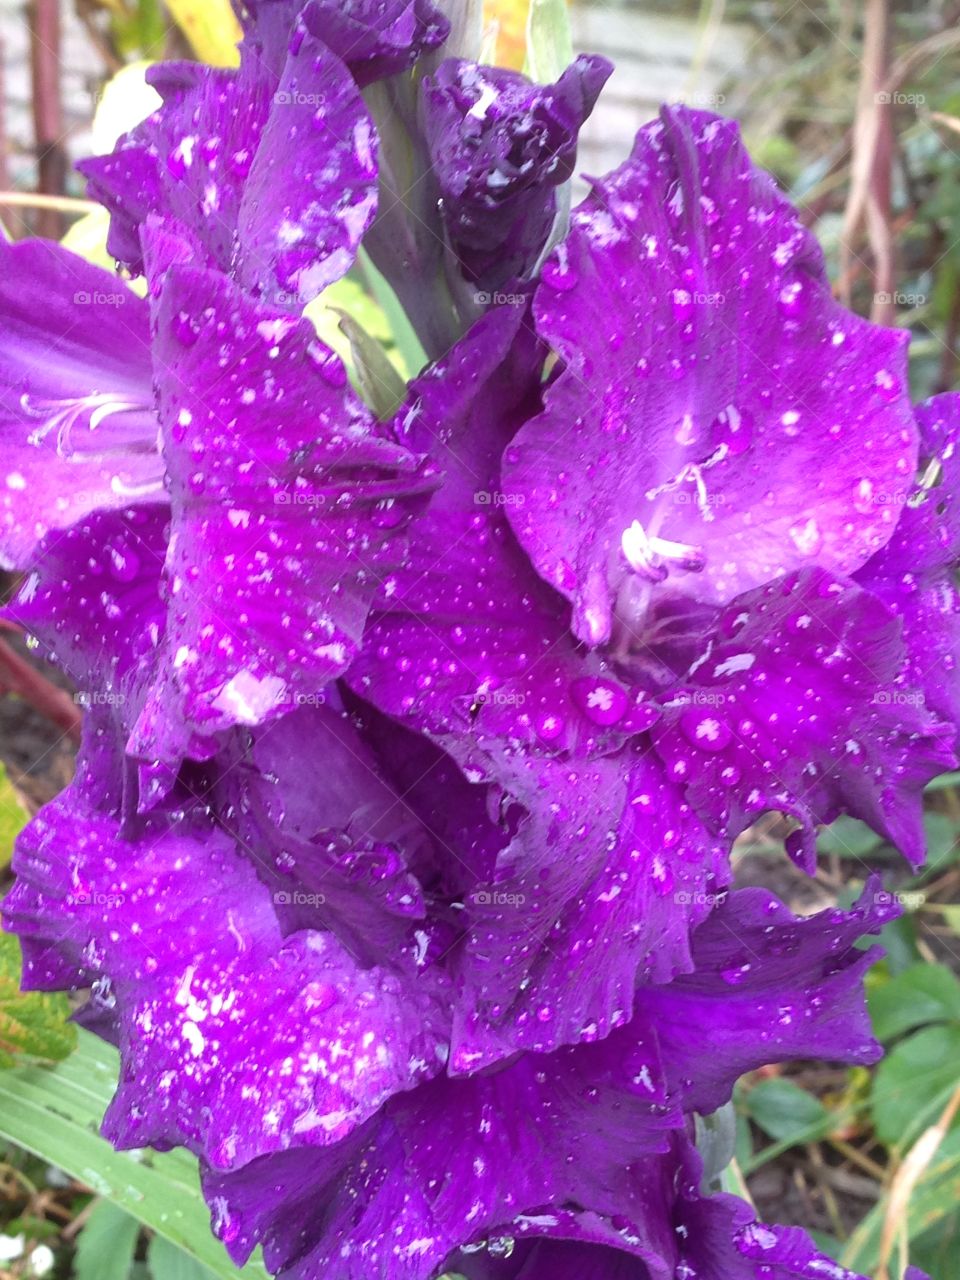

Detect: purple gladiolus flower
[421, 55, 611, 290]
[79, 28, 379, 301]
[1, 8, 957, 1279]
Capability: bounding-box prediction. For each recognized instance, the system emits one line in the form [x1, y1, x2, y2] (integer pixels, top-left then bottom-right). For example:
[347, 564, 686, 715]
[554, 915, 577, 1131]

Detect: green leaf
[868, 963, 960, 1043]
[0, 1029, 268, 1279]
[925, 770, 960, 792]
[106, 0, 166, 57]
[808, 1230, 843, 1260]
[148, 1233, 220, 1279]
[74, 1201, 141, 1280]
[922, 809, 960, 864]
[0, 761, 28, 870]
[694, 1102, 737, 1187]
[871, 1022, 960, 1147]
[524, 0, 573, 84]
[333, 310, 407, 420]
[908, 1207, 960, 1275]
[937, 903, 960, 934]
[0, 930, 76, 1067]
[816, 815, 883, 858]
[743, 1077, 832, 1144]
[873, 913, 923, 976]
[357, 249, 429, 379]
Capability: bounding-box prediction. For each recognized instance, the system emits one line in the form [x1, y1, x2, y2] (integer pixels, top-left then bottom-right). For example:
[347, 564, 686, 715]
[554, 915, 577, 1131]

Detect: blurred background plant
[0, 0, 959, 1277]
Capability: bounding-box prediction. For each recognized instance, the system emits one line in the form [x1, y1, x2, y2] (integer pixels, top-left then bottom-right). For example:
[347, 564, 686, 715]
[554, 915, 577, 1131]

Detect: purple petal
[450, 746, 728, 1068]
[5, 507, 224, 807]
[3, 785, 448, 1168]
[502, 106, 917, 646]
[79, 31, 377, 305]
[421, 56, 611, 290]
[447, 1160, 754, 1280]
[212, 700, 443, 966]
[148, 262, 435, 740]
[650, 567, 956, 870]
[643, 881, 893, 1114]
[737, 1223, 870, 1279]
[8, 506, 167, 705]
[236, 32, 378, 302]
[0, 239, 161, 568]
[204, 1027, 677, 1278]
[301, 0, 450, 86]
[79, 61, 267, 276]
[856, 392, 960, 742]
[352, 305, 599, 759]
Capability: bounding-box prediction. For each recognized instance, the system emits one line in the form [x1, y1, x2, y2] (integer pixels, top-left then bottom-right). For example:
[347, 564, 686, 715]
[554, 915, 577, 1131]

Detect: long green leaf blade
[0, 1029, 267, 1279]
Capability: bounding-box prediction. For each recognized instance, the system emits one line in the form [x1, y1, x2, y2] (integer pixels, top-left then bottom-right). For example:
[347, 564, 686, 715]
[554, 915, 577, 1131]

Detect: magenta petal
[651, 567, 956, 870]
[644, 881, 893, 1114]
[0, 239, 162, 568]
[737, 1223, 870, 1279]
[206, 1132, 763, 1280]
[6, 507, 224, 805]
[451, 746, 728, 1068]
[502, 106, 917, 645]
[7, 506, 168, 708]
[105, 926, 448, 1166]
[856, 392, 960, 742]
[421, 55, 611, 290]
[213, 702, 442, 967]
[203, 1027, 678, 1279]
[301, 0, 449, 86]
[79, 31, 377, 305]
[4, 784, 448, 1168]
[353, 307, 635, 762]
[149, 262, 435, 739]
[78, 61, 268, 277]
[235, 33, 378, 302]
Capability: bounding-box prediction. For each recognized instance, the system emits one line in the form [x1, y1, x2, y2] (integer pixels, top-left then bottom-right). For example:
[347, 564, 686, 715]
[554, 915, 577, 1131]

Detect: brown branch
[28, 0, 66, 239]
[0, 637, 81, 744]
[840, 0, 896, 324]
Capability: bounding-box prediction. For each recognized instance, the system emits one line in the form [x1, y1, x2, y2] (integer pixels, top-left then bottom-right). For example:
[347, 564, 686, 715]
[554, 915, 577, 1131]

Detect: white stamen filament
[21, 392, 154, 461]
[621, 518, 705, 581]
